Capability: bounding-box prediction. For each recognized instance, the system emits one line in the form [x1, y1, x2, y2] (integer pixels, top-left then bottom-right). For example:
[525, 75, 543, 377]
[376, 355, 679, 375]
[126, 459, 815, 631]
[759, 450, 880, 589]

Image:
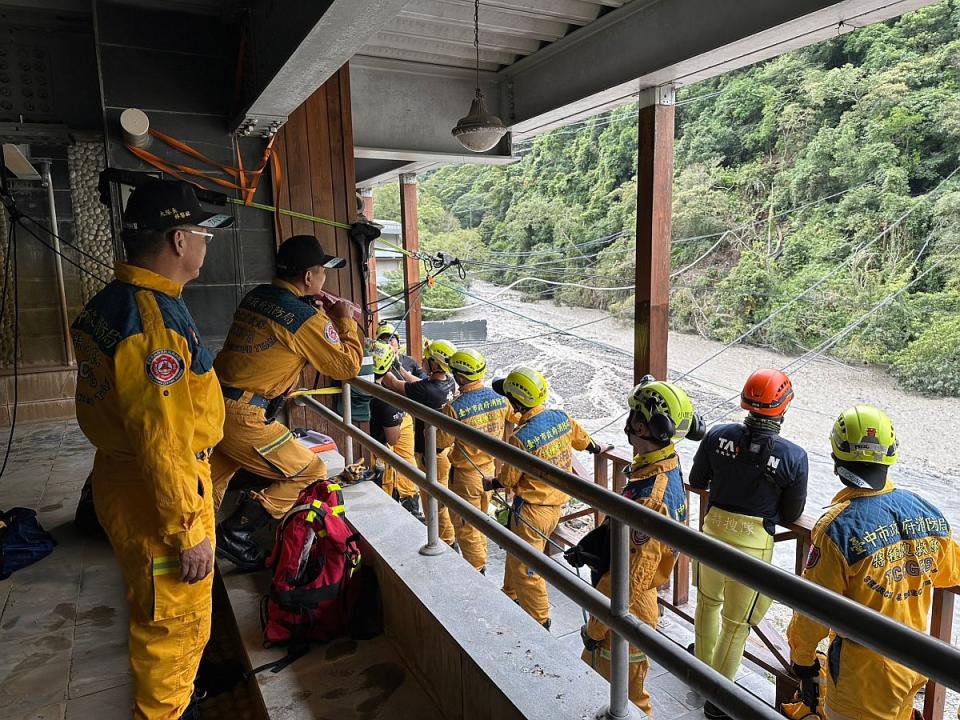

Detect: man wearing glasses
[72, 179, 233, 720]
[211, 234, 363, 570]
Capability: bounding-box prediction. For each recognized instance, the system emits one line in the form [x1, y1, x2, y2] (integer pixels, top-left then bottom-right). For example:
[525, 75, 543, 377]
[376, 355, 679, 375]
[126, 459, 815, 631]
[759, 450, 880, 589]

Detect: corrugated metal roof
[358, 0, 630, 72]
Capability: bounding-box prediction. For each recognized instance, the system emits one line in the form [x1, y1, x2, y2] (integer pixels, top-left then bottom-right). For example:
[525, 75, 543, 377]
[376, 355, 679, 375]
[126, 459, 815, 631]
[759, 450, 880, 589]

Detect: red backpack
[261, 479, 362, 648]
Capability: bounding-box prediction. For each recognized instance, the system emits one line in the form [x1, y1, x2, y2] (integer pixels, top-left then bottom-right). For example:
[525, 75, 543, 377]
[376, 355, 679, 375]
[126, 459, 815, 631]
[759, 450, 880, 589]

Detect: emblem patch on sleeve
[805, 545, 821, 570]
[145, 349, 185, 386]
[324, 322, 341, 344]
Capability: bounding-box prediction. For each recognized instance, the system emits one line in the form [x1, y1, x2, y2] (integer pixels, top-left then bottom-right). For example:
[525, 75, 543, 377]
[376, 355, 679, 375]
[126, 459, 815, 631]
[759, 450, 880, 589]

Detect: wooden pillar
[360, 188, 379, 333]
[273, 64, 360, 440]
[400, 173, 423, 363]
[923, 588, 954, 719]
[634, 86, 675, 383]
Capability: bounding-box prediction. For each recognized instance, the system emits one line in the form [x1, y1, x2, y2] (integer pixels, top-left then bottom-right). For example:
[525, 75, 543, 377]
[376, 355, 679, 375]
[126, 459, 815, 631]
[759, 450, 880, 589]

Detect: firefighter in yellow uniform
[368, 341, 420, 513]
[487, 367, 601, 629]
[787, 405, 960, 720]
[571, 377, 702, 716]
[72, 180, 232, 720]
[381, 339, 458, 547]
[212, 235, 363, 570]
[438, 348, 511, 573]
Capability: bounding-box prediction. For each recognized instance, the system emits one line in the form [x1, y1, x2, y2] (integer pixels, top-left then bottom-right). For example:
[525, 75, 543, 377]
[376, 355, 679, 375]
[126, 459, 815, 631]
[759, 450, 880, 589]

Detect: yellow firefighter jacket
[72, 263, 225, 551]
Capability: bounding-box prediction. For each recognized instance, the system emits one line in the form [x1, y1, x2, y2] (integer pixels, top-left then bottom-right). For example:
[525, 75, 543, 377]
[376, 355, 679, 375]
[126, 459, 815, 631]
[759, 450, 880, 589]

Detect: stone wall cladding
[67, 141, 113, 304]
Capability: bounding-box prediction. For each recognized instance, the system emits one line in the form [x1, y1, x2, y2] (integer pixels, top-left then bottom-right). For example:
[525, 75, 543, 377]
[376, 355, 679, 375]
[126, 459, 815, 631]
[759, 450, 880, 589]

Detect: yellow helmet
[831, 405, 898, 467]
[370, 341, 397, 376]
[495, 366, 549, 408]
[376, 321, 397, 341]
[425, 339, 457, 371]
[449, 349, 487, 381]
[628, 376, 696, 442]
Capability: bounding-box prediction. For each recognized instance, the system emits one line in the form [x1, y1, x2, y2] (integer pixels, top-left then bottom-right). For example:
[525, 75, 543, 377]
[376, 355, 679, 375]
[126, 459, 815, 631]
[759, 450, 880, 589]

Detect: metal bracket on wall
[235, 114, 288, 138]
[637, 85, 676, 108]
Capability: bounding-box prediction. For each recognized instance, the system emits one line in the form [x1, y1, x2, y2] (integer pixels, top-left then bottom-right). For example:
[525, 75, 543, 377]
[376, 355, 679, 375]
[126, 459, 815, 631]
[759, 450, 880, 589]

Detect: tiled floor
[0, 421, 130, 720]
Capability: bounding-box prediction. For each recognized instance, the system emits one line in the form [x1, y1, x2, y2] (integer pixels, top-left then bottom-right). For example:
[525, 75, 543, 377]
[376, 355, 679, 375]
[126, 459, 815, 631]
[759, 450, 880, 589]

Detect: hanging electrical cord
[0, 220, 20, 483]
[672, 164, 960, 383]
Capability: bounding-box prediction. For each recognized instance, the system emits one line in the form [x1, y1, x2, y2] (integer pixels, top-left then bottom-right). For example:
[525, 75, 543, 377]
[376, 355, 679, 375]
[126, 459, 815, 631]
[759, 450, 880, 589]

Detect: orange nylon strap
[271, 149, 284, 239]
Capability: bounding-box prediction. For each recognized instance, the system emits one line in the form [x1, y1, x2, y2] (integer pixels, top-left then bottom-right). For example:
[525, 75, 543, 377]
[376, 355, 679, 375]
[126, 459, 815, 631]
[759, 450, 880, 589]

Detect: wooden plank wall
[273, 65, 365, 437]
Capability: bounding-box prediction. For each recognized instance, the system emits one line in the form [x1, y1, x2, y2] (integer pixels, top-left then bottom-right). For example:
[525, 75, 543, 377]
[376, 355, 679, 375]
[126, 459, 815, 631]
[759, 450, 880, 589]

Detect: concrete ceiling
[357, 0, 630, 72]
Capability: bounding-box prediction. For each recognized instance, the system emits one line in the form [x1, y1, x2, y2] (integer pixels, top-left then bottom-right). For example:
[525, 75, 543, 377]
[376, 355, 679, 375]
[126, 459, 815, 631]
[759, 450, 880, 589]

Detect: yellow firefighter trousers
[449, 464, 491, 570]
[211, 399, 326, 518]
[92, 452, 214, 720]
[694, 508, 775, 680]
[583, 644, 652, 716]
[416, 447, 456, 546]
[502, 501, 562, 625]
[381, 414, 418, 500]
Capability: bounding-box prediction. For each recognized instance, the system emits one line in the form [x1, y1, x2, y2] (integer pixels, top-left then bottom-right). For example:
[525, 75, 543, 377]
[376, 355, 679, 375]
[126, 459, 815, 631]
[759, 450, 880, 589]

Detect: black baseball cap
[122, 180, 234, 232]
[276, 235, 346, 274]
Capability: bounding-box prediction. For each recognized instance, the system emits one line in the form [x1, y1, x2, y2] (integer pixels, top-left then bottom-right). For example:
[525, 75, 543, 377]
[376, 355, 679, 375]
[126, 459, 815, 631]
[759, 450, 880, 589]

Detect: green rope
[226, 197, 424, 260]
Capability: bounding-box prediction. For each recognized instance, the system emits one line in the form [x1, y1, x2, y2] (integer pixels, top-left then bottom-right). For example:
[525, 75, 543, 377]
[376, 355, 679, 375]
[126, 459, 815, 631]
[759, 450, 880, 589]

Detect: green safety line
[226, 197, 423, 260]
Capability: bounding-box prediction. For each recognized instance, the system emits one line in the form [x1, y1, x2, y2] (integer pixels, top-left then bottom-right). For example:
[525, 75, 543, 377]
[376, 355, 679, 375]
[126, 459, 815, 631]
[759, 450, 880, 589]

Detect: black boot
[400, 495, 426, 524]
[216, 493, 272, 571]
[542, 618, 552, 632]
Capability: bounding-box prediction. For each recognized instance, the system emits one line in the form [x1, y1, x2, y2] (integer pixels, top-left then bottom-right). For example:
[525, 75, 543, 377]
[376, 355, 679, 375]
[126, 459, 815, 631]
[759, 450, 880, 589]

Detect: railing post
[923, 588, 954, 720]
[342, 382, 354, 467]
[419, 424, 444, 556]
[594, 452, 609, 527]
[606, 517, 631, 719]
[672, 487, 691, 607]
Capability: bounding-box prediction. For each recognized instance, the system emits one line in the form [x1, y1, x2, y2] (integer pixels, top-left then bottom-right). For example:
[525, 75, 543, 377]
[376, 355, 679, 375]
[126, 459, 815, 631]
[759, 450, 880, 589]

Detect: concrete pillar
[400, 174, 423, 363]
[634, 85, 675, 384]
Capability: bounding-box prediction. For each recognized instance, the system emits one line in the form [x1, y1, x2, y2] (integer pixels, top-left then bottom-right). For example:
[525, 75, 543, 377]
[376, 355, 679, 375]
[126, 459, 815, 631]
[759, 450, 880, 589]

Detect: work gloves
[586, 441, 613, 455]
[581, 624, 601, 652]
[792, 659, 821, 711]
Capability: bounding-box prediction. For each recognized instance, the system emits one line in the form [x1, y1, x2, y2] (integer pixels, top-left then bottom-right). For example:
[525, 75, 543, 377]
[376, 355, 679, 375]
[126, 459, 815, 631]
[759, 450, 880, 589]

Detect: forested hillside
[375, 1, 960, 395]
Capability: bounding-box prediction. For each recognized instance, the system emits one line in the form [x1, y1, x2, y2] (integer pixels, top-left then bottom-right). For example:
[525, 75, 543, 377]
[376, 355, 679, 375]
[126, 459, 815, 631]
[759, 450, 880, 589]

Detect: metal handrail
[300, 393, 782, 720]
[343, 377, 960, 693]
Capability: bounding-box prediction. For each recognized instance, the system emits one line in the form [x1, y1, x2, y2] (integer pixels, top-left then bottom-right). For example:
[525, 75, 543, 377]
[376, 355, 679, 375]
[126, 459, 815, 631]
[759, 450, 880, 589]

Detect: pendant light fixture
[451, 0, 507, 152]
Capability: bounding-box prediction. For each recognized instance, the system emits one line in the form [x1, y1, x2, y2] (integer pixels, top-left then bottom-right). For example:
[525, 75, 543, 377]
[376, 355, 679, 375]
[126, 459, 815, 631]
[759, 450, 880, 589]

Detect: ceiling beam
[371, 31, 521, 66]
[398, 0, 569, 41]
[502, 0, 940, 134]
[234, 0, 410, 132]
[379, 16, 543, 55]
[430, 0, 597, 26]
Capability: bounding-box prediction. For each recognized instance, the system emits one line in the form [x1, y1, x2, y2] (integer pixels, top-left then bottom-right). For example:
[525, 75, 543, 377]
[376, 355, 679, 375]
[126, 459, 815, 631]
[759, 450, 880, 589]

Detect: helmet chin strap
[627, 443, 676, 474]
[836, 464, 872, 489]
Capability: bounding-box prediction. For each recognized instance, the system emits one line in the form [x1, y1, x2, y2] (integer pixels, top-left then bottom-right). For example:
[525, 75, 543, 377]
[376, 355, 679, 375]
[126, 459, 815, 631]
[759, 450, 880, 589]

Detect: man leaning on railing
[787, 404, 960, 720]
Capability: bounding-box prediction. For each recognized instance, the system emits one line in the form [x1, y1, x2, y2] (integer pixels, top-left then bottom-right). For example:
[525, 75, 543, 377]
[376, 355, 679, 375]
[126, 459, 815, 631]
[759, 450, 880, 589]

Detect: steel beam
[502, 0, 939, 136]
[234, 0, 410, 133]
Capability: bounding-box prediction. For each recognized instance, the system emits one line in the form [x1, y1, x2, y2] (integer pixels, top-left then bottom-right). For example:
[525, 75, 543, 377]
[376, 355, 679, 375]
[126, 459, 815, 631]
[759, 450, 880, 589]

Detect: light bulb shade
[452, 95, 507, 152]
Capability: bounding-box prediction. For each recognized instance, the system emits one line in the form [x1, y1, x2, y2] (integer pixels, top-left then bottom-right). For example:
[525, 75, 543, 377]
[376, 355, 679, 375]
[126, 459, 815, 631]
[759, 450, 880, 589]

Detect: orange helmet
[740, 369, 794, 417]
